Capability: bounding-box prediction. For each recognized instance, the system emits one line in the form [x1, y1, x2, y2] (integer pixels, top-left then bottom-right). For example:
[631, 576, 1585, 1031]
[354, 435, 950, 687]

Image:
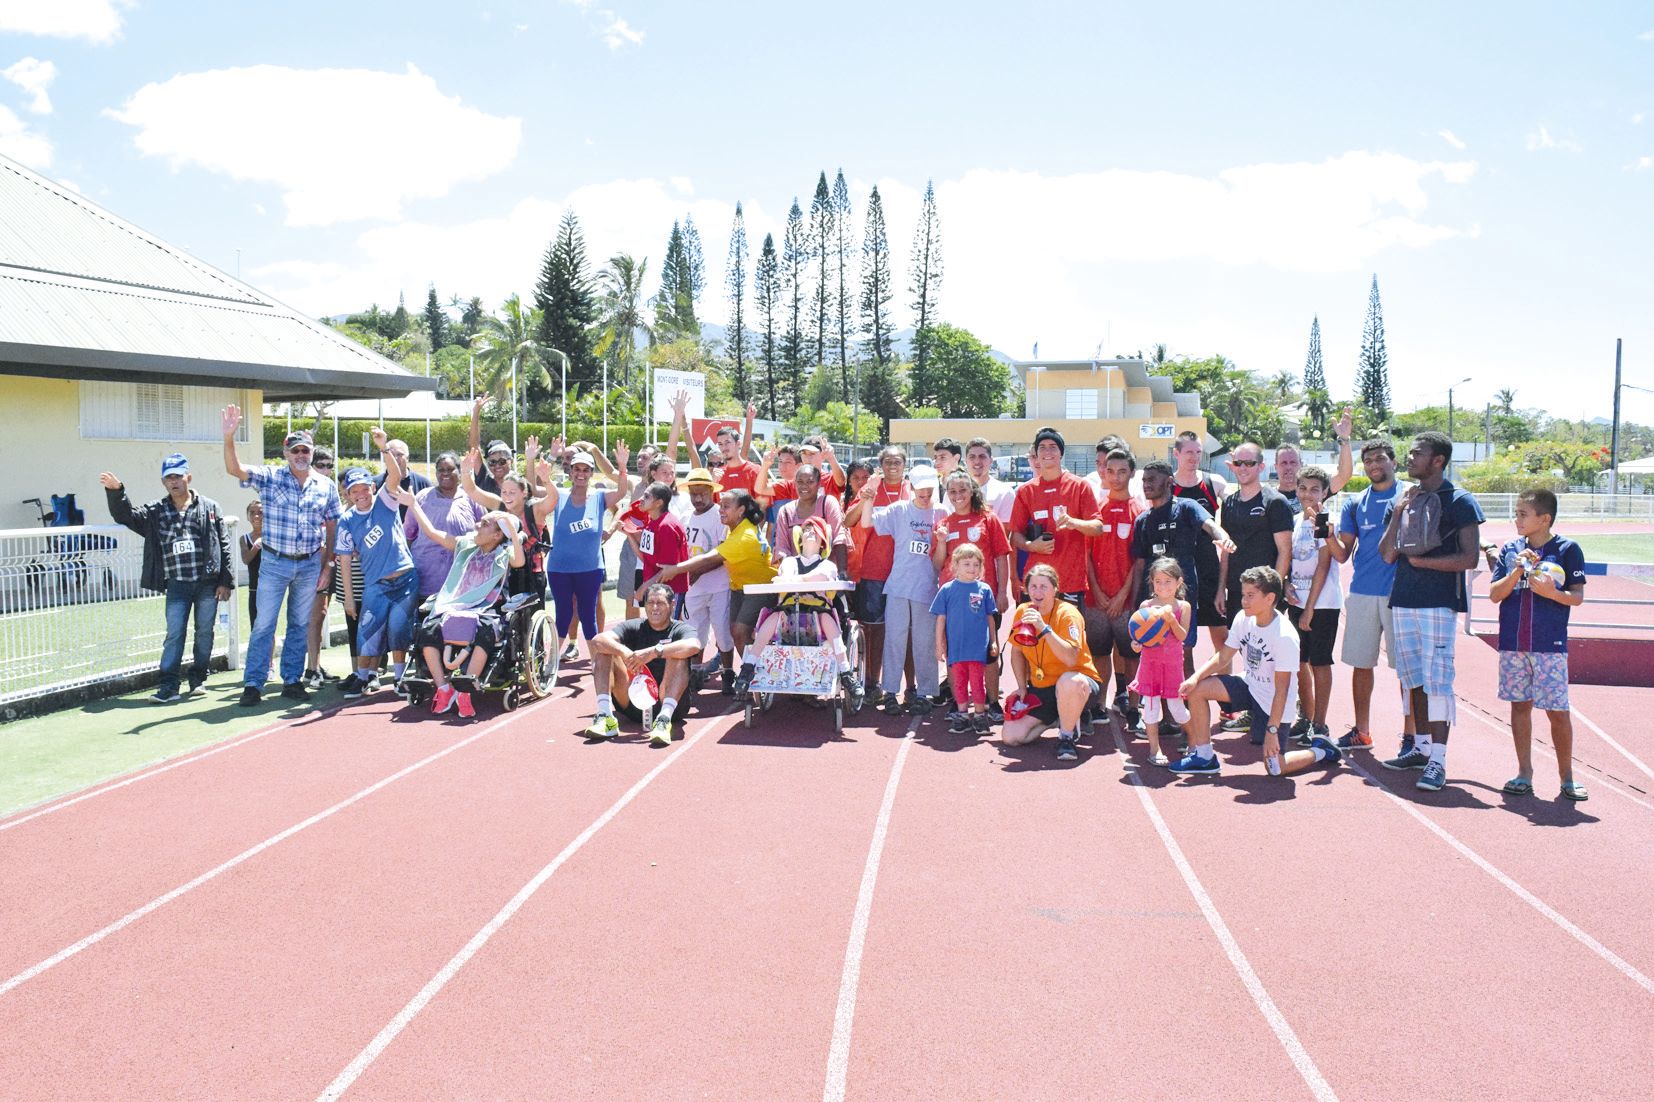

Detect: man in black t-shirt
[583, 582, 702, 746]
[1217, 442, 1294, 627]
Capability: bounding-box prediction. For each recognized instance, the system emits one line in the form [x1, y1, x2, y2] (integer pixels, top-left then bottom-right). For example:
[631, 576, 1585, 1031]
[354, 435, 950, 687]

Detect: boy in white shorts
[681, 468, 734, 693]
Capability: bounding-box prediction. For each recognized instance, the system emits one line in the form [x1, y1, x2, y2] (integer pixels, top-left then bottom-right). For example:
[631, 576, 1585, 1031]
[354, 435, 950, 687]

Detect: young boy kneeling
[1169, 566, 1342, 777]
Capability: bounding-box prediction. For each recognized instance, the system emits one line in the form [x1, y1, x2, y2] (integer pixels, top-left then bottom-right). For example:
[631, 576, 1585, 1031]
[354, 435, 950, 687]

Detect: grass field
[1571, 532, 1654, 565]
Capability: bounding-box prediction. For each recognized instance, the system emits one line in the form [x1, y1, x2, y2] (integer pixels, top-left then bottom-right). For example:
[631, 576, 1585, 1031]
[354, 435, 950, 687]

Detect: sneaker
[1309, 736, 1343, 768]
[238, 685, 261, 707]
[906, 695, 932, 715]
[431, 685, 457, 714]
[151, 687, 182, 703]
[1056, 735, 1079, 761]
[1312, 722, 1330, 744]
[839, 670, 865, 710]
[392, 677, 410, 700]
[1113, 690, 1131, 715]
[948, 712, 972, 734]
[561, 640, 580, 662]
[340, 676, 369, 699]
[972, 713, 994, 734]
[187, 678, 205, 695]
[1290, 717, 1313, 748]
[1416, 761, 1447, 791]
[302, 668, 326, 690]
[986, 700, 1005, 723]
[1168, 752, 1220, 775]
[878, 692, 905, 716]
[1397, 733, 1416, 757]
[1221, 712, 1251, 732]
[584, 713, 620, 741]
[455, 691, 476, 719]
[720, 666, 735, 695]
[1336, 727, 1373, 751]
[649, 717, 673, 747]
[732, 666, 755, 702]
[280, 682, 309, 702]
[1382, 747, 1431, 771]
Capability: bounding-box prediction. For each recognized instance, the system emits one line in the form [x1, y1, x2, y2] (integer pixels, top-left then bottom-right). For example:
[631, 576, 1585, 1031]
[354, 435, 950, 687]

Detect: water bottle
[1265, 752, 1282, 777]
[218, 604, 230, 636]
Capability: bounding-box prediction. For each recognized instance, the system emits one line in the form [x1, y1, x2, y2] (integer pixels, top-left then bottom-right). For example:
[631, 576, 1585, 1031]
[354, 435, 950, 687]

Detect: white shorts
[1340, 592, 1397, 669]
[685, 586, 733, 653]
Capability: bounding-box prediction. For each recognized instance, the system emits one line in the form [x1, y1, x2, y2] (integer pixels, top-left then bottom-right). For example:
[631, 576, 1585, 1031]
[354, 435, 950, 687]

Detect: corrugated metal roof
[0, 155, 433, 400]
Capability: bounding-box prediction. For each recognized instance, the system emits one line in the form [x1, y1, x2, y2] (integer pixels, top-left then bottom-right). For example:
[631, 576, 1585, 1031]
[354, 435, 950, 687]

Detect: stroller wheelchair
[400, 588, 560, 712]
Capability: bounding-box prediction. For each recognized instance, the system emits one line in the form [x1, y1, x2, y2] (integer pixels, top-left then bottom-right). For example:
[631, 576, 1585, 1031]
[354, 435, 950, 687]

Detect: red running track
[2, 641, 1651, 1100]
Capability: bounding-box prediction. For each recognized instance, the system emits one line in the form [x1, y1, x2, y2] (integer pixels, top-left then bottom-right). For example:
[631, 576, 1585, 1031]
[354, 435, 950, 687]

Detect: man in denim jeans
[100, 454, 235, 702]
[222, 405, 341, 706]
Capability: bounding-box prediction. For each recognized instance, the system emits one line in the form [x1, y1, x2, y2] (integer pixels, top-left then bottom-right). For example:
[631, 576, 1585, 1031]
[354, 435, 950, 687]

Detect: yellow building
[888, 357, 1211, 464]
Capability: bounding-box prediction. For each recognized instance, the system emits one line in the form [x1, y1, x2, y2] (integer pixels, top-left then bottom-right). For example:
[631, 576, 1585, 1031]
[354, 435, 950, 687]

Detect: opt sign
[653, 368, 706, 422]
[1139, 423, 1176, 439]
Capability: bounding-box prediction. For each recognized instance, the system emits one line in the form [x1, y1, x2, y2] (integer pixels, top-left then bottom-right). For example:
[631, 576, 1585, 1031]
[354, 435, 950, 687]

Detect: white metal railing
[0, 519, 243, 706]
[1470, 492, 1654, 522]
[1465, 562, 1654, 636]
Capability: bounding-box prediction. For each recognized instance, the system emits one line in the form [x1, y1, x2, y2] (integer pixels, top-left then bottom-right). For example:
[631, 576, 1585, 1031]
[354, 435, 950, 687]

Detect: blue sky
[2, 0, 1652, 424]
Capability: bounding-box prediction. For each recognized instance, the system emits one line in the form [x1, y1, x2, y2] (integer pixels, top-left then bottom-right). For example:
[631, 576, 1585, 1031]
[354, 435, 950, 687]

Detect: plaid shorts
[1392, 606, 1458, 720]
[1497, 650, 1570, 711]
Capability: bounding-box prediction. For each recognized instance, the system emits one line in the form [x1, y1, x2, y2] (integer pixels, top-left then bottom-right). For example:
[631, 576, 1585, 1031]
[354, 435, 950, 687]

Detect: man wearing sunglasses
[1216, 442, 1294, 731]
[223, 405, 342, 706]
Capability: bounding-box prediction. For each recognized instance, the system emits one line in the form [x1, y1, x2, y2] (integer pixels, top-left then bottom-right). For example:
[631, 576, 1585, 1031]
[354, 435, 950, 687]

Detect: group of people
[98, 398, 1591, 800]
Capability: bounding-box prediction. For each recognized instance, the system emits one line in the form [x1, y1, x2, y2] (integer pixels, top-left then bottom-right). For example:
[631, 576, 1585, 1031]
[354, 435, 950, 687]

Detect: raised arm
[742, 401, 758, 464]
[396, 486, 457, 552]
[664, 390, 689, 463]
[98, 472, 147, 534]
[1330, 409, 1354, 494]
[611, 440, 632, 501]
[469, 396, 486, 455]
[754, 443, 779, 499]
[221, 405, 249, 482]
[460, 447, 502, 509]
[373, 426, 400, 501]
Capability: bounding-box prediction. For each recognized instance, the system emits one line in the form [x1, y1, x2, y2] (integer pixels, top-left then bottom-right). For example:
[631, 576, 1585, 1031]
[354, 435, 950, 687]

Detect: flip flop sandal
[1501, 777, 1534, 796]
[1561, 782, 1589, 801]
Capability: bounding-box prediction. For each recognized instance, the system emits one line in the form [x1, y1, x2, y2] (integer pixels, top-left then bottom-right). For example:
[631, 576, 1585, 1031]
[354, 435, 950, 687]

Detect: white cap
[908, 464, 940, 490]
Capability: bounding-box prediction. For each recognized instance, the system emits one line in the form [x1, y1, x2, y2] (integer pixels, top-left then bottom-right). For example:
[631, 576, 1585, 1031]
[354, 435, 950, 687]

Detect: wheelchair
[739, 579, 866, 734]
[400, 588, 560, 712]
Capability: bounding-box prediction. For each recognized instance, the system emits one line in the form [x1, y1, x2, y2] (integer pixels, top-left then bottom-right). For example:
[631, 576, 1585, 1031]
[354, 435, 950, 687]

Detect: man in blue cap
[334, 427, 420, 698]
[222, 404, 342, 706]
[99, 453, 235, 702]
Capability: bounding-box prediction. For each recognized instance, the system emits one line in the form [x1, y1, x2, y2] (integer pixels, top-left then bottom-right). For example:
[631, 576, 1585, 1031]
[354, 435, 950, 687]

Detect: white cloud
[1640, 29, 1654, 41]
[106, 64, 522, 227]
[3, 57, 56, 114]
[1525, 124, 1582, 153]
[598, 13, 645, 49]
[1630, 156, 1653, 171]
[1437, 128, 1465, 150]
[0, 102, 50, 168]
[1634, 113, 1646, 125]
[0, 0, 128, 43]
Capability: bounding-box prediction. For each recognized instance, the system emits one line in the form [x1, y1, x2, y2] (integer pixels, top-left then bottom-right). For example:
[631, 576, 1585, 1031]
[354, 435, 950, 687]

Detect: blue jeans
[245, 552, 321, 688]
[161, 579, 218, 694]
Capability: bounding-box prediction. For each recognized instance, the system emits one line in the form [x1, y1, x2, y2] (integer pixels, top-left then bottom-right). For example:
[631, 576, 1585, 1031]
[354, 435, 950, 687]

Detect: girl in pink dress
[1129, 557, 1193, 766]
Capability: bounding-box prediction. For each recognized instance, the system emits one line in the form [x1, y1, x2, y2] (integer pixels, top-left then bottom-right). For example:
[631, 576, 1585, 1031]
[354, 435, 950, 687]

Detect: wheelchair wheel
[759, 691, 775, 713]
[743, 699, 755, 729]
[525, 610, 559, 699]
[834, 701, 844, 734]
[847, 624, 867, 713]
[502, 687, 521, 712]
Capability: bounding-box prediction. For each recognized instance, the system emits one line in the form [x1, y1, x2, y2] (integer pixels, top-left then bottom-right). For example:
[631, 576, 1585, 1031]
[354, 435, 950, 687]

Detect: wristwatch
[654, 641, 665, 657]
[1265, 724, 1279, 734]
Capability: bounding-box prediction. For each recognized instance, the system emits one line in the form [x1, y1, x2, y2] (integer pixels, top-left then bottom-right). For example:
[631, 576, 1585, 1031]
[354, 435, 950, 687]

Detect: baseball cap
[341, 467, 375, 491]
[283, 429, 314, 450]
[160, 452, 190, 477]
[485, 440, 512, 456]
[629, 669, 659, 709]
[1033, 427, 1066, 455]
[566, 447, 598, 470]
[684, 467, 721, 491]
[908, 464, 940, 491]
[793, 515, 831, 554]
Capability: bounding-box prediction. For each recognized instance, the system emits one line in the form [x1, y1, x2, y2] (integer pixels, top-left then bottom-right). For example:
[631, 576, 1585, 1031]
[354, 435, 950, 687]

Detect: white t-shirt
[1084, 470, 1150, 511]
[1289, 516, 1344, 610]
[1228, 611, 1300, 719]
[682, 505, 730, 596]
[978, 477, 1016, 523]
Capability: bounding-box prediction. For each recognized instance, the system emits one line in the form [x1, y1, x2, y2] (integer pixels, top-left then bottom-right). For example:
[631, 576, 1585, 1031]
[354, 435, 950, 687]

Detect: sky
[2, 0, 1652, 425]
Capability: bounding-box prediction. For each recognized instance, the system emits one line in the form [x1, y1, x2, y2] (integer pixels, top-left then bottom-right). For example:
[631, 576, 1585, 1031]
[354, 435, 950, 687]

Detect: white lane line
[0, 711, 317, 833]
[1455, 704, 1654, 814]
[1111, 728, 1340, 1102]
[316, 711, 731, 1101]
[821, 715, 919, 1102]
[0, 706, 533, 1000]
[1347, 758, 1654, 997]
[1573, 706, 1654, 785]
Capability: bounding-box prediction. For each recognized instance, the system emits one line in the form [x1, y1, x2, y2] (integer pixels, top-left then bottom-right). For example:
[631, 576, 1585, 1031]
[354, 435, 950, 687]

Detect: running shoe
[878, 692, 905, 716]
[948, 712, 972, 735]
[455, 692, 476, 719]
[649, 717, 673, 747]
[986, 700, 1005, 723]
[1113, 690, 1131, 715]
[1336, 727, 1373, 751]
[561, 640, 580, 662]
[839, 670, 865, 710]
[1056, 734, 1079, 761]
[972, 712, 994, 735]
[1382, 747, 1431, 771]
[340, 676, 369, 699]
[732, 665, 755, 702]
[906, 695, 933, 716]
[1416, 761, 1447, 791]
[1309, 736, 1343, 768]
[431, 685, 457, 714]
[1290, 717, 1313, 748]
[302, 668, 326, 690]
[1221, 711, 1251, 732]
[281, 681, 310, 702]
[151, 688, 181, 704]
[238, 685, 261, 707]
[1167, 752, 1220, 775]
[584, 713, 620, 740]
[1397, 733, 1416, 757]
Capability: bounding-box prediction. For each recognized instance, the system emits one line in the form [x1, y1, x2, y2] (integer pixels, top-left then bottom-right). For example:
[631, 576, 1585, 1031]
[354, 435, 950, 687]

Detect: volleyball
[1532, 561, 1566, 588]
[1130, 607, 1173, 647]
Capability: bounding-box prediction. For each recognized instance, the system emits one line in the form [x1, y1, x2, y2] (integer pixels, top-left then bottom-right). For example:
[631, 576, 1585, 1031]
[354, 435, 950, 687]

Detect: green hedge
[262, 419, 653, 462]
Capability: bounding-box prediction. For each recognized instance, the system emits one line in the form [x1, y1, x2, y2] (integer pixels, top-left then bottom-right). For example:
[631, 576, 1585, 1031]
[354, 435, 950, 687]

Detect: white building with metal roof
[0, 155, 433, 528]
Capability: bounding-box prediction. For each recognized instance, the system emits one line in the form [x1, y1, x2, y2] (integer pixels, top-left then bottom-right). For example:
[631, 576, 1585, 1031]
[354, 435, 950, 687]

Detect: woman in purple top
[403, 451, 486, 603]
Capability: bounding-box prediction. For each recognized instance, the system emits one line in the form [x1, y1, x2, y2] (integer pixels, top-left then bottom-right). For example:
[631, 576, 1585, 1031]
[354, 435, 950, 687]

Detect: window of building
[80, 381, 250, 442]
[1065, 388, 1099, 420]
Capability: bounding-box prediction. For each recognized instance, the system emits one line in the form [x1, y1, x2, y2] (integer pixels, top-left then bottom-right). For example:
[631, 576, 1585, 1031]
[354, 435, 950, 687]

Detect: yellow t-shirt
[719, 519, 778, 590]
[1011, 600, 1101, 688]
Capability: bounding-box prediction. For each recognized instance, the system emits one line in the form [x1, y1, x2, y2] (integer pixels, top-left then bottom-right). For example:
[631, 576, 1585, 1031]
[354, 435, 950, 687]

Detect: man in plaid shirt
[222, 405, 341, 706]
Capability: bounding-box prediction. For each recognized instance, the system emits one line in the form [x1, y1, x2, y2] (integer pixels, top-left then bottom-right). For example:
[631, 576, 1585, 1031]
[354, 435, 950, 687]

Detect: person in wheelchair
[395, 486, 526, 718]
[582, 582, 702, 747]
[733, 516, 863, 707]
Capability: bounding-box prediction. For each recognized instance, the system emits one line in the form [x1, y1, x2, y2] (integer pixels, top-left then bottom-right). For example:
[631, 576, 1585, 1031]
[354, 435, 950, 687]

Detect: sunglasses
[313, 461, 334, 470]
[487, 457, 512, 468]
[1230, 459, 1260, 467]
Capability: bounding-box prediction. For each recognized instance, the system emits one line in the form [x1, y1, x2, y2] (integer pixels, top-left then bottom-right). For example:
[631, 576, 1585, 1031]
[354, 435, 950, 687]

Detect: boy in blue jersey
[335, 427, 419, 698]
[1487, 488, 1589, 800]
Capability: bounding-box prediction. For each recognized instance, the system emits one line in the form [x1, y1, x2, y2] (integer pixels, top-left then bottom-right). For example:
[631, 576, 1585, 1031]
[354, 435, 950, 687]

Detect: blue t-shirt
[335, 492, 414, 582]
[1131, 498, 1210, 600]
[929, 579, 998, 664]
[547, 489, 607, 573]
[1386, 480, 1486, 613]
[1491, 535, 1586, 653]
[1339, 482, 1400, 598]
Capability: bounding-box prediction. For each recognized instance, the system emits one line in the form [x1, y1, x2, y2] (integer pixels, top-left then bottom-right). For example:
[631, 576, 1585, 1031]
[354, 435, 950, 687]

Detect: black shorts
[1024, 675, 1102, 724]
[1214, 674, 1269, 740]
[1194, 545, 1224, 627]
[1287, 604, 1340, 667]
[853, 578, 888, 624]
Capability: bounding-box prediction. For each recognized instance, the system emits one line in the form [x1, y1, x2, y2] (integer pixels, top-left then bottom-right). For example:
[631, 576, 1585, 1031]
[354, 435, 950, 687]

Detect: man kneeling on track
[398, 486, 525, 718]
[583, 582, 702, 748]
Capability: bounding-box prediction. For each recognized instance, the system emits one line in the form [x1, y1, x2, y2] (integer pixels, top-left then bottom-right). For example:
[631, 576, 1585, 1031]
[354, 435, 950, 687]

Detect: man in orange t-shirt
[1010, 427, 1099, 604]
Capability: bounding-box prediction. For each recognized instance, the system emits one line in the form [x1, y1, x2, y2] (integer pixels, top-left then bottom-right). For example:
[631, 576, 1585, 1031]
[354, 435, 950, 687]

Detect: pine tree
[754, 233, 782, 419]
[860, 186, 894, 372]
[781, 199, 810, 411]
[1356, 275, 1390, 422]
[423, 285, 447, 350]
[724, 203, 751, 404]
[534, 209, 600, 394]
[1303, 315, 1325, 393]
[391, 292, 409, 337]
[831, 169, 855, 401]
[655, 221, 697, 339]
[907, 179, 943, 409]
[808, 172, 835, 382]
[682, 215, 706, 324]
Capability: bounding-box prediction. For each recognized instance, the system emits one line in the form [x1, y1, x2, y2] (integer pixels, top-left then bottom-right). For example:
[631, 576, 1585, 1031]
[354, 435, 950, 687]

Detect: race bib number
[171, 538, 196, 556]
[638, 530, 656, 555]
[908, 539, 930, 556]
[362, 526, 383, 550]
[568, 518, 595, 535]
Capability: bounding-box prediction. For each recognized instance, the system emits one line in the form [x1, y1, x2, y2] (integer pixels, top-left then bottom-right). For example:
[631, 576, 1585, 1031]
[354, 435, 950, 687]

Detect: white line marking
[316, 711, 730, 1101]
[1455, 704, 1654, 814]
[1573, 706, 1654, 785]
[1347, 758, 1654, 996]
[0, 706, 532, 1000]
[1111, 728, 1341, 1102]
[0, 712, 314, 833]
[822, 716, 918, 1102]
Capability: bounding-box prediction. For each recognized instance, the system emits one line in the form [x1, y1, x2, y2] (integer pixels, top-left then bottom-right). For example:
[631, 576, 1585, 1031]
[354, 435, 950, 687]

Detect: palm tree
[470, 294, 548, 423]
[1269, 370, 1298, 405]
[595, 253, 652, 388]
[1495, 387, 1517, 415]
[1305, 386, 1332, 438]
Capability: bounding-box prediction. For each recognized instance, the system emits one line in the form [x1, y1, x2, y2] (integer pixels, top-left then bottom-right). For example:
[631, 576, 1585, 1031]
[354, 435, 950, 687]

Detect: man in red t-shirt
[632, 481, 689, 599]
[850, 445, 911, 701]
[1010, 427, 1099, 603]
[1064, 447, 1144, 723]
[712, 402, 765, 502]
